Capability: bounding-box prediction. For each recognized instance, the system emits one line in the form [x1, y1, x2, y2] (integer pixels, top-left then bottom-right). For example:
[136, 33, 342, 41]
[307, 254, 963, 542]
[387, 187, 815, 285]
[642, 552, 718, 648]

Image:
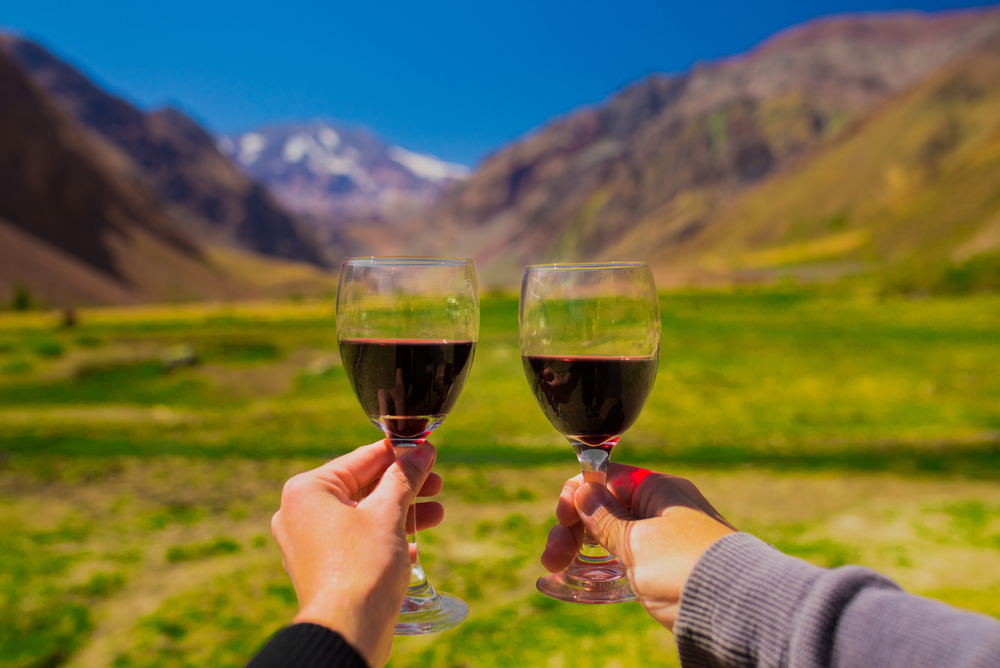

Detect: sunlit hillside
[647, 40, 1000, 291]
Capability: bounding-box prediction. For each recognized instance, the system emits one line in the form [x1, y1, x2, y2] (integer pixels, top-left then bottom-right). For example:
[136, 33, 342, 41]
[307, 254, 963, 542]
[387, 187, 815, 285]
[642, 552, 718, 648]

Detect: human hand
[541, 464, 735, 631]
[270, 440, 443, 667]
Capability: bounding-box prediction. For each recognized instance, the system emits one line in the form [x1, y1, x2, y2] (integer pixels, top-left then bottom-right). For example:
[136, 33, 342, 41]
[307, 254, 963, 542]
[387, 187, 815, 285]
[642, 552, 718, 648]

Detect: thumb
[362, 443, 436, 524]
[576, 482, 638, 567]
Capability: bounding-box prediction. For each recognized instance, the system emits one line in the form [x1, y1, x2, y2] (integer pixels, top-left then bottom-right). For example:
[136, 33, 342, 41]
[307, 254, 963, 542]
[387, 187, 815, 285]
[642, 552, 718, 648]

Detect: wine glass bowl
[519, 262, 660, 603]
[337, 257, 478, 633]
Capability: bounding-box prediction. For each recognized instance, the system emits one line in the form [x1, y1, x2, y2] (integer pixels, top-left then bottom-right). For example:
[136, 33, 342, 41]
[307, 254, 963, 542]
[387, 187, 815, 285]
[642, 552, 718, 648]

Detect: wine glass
[337, 257, 479, 634]
[519, 262, 660, 603]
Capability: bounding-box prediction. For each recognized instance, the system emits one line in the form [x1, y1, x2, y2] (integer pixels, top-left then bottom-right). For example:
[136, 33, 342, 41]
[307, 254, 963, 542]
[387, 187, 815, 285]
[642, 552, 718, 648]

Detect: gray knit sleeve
[674, 532, 1000, 668]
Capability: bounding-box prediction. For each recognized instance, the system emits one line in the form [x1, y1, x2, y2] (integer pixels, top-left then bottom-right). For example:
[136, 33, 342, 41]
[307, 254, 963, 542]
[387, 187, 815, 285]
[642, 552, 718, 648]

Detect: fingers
[575, 482, 638, 567]
[419, 472, 443, 498]
[604, 464, 653, 513]
[555, 475, 583, 526]
[414, 501, 444, 531]
[541, 522, 583, 572]
[553, 464, 650, 525]
[361, 443, 437, 524]
[358, 471, 442, 501]
[311, 440, 397, 499]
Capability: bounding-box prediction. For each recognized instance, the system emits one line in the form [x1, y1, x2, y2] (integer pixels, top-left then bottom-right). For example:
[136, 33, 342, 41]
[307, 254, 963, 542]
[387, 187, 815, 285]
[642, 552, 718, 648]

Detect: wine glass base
[394, 592, 469, 635]
[536, 572, 637, 604]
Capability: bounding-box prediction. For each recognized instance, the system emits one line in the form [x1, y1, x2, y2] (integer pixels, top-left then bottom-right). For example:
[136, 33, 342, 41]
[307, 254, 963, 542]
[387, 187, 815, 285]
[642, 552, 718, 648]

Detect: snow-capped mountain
[218, 121, 469, 224]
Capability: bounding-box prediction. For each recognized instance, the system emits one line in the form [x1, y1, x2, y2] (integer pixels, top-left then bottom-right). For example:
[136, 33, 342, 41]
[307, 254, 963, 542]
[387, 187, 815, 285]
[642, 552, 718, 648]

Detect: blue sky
[3, 0, 996, 165]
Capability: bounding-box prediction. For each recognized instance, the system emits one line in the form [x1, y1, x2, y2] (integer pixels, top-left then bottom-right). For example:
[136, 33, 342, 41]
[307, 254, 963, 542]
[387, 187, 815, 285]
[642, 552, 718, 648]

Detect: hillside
[0, 47, 256, 305]
[2, 35, 329, 267]
[653, 35, 1000, 290]
[413, 8, 1000, 286]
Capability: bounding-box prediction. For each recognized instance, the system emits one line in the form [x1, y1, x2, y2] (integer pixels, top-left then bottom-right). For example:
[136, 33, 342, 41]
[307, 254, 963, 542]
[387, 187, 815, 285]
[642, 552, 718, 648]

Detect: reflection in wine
[340, 339, 476, 444]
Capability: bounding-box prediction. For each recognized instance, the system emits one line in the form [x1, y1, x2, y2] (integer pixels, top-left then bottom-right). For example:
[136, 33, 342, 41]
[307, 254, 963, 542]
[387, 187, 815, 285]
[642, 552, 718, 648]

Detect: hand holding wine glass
[269, 440, 444, 666]
[336, 257, 478, 634]
[541, 462, 735, 630]
[520, 262, 661, 603]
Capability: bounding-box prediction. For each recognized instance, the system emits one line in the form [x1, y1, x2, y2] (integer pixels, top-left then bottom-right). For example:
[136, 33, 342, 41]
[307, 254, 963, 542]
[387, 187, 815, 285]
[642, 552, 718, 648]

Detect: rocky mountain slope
[414, 8, 1000, 286]
[658, 32, 1000, 290]
[0, 48, 248, 305]
[2, 35, 328, 267]
[219, 121, 469, 229]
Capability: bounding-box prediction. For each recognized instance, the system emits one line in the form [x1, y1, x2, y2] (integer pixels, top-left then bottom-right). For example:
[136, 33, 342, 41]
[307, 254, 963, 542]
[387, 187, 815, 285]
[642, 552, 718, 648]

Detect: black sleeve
[247, 623, 369, 668]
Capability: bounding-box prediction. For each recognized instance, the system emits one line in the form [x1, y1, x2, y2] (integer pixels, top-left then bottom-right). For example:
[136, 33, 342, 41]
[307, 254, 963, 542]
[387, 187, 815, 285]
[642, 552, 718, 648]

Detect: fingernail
[408, 445, 435, 472]
[578, 483, 610, 517]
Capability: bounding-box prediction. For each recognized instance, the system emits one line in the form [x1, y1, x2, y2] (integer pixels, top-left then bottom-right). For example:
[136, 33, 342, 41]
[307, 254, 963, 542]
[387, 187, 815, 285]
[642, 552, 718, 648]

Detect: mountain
[414, 8, 1000, 286]
[219, 121, 469, 226]
[0, 47, 248, 305]
[660, 31, 1000, 291]
[2, 35, 329, 267]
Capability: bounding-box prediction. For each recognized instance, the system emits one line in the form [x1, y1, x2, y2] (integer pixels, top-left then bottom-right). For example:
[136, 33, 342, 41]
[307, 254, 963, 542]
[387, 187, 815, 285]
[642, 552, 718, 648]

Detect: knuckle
[394, 459, 422, 491]
[280, 474, 308, 505]
[593, 509, 620, 542]
[377, 461, 419, 499]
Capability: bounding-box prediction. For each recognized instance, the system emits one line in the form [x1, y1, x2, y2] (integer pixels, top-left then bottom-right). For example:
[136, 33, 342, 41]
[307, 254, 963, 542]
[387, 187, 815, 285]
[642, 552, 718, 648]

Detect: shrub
[31, 338, 65, 358]
[12, 285, 32, 311]
[1, 357, 32, 375]
[166, 537, 242, 563]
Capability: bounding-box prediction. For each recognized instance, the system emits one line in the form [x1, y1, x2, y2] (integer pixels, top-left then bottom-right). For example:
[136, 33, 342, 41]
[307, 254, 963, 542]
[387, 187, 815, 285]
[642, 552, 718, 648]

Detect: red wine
[523, 355, 657, 446]
[340, 339, 476, 441]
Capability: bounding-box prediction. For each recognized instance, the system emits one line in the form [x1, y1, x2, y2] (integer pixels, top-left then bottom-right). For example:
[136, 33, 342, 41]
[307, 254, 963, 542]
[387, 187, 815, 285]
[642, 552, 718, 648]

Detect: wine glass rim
[524, 261, 650, 271]
[342, 256, 473, 267]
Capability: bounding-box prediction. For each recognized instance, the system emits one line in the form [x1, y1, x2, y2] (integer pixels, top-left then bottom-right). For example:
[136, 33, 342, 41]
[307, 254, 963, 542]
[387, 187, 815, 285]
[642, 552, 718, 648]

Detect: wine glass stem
[406, 505, 432, 592]
[393, 445, 436, 602]
[572, 438, 619, 563]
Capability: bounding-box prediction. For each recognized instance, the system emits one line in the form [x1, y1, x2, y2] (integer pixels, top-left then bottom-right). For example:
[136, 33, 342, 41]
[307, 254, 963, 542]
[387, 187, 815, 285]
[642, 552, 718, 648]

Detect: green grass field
[1, 289, 999, 668]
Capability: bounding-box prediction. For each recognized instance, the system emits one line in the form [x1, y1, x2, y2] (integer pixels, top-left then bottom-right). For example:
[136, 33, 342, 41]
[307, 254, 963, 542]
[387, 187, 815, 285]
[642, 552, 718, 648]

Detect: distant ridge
[664, 32, 1000, 290]
[0, 48, 248, 305]
[2, 35, 330, 268]
[411, 7, 1000, 287]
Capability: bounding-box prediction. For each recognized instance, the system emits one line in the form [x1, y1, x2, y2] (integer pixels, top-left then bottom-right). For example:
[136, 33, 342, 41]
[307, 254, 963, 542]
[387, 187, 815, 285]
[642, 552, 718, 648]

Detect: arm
[676, 533, 1000, 668]
[543, 465, 1000, 668]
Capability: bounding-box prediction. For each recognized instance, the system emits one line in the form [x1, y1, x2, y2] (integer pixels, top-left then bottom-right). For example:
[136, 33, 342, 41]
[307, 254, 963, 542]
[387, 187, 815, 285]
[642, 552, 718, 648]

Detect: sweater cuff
[674, 532, 825, 668]
[247, 623, 368, 668]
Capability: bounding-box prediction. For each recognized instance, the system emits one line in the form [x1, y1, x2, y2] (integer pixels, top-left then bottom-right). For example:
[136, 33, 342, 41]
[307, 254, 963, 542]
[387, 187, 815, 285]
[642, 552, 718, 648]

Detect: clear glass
[519, 262, 660, 603]
[337, 257, 479, 633]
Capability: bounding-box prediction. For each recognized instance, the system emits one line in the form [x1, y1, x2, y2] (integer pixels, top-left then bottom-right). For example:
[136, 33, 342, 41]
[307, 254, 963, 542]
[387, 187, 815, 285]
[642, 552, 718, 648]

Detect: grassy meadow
[1, 289, 999, 668]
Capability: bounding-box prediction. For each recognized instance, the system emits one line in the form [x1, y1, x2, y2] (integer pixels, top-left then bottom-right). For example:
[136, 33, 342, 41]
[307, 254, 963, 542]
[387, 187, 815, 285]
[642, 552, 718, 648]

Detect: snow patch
[238, 133, 267, 165]
[389, 147, 469, 182]
[314, 153, 356, 176]
[283, 133, 315, 163]
[317, 127, 340, 149]
[278, 130, 374, 191]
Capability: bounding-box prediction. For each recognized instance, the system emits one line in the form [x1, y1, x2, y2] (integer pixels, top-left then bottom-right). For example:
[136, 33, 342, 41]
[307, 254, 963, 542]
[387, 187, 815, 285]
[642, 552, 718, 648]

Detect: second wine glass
[337, 257, 478, 633]
[519, 262, 660, 603]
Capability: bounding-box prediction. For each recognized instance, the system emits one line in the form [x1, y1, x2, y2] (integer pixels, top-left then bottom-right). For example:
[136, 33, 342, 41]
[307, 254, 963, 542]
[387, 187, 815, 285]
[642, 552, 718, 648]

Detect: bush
[166, 537, 242, 563]
[1, 357, 32, 375]
[937, 252, 1000, 294]
[879, 252, 1000, 296]
[74, 333, 104, 348]
[30, 337, 65, 358]
[12, 285, 32, 311]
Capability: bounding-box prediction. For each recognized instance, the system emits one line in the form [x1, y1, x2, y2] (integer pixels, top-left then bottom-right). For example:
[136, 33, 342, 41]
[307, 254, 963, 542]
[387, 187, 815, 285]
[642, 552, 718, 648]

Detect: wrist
[293, 589, 389, 667]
